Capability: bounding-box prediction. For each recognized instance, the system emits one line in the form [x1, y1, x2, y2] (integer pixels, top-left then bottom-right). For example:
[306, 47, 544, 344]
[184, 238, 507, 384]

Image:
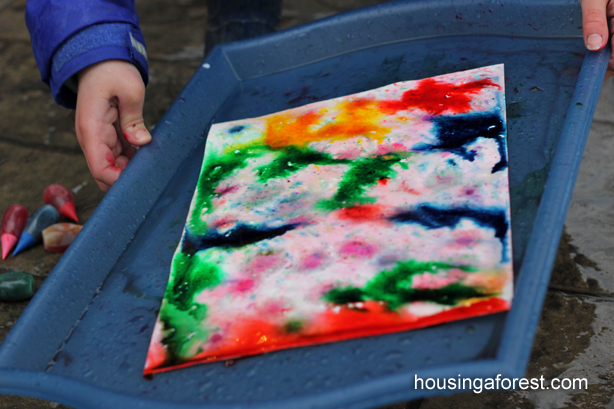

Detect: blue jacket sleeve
[26, 0, 149, 109]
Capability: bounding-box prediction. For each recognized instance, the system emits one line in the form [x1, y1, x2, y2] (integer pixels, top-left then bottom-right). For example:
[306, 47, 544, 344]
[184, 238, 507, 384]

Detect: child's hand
[580, 0, 614, 78]
[76, 60, 151, 191]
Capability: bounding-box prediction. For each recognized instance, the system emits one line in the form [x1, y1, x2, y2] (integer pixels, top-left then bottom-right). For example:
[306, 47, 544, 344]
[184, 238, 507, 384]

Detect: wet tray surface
[0, 1, 608, 408]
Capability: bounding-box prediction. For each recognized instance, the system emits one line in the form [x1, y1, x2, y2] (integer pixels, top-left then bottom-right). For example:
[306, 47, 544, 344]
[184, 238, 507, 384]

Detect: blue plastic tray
[0, 0, 608, 407]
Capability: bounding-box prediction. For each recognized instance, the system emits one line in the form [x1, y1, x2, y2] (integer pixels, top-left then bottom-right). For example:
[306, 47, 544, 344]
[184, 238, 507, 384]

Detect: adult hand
[580, 0, 614, 78]
[76, 60, 151, 191]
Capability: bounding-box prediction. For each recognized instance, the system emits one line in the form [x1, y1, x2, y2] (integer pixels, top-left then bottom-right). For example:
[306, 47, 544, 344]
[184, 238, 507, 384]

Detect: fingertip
[96, 180, 111, 192]
[115, 155, 130, 169]
[123, 127, 151, 146]
[91, 156, 123, 190]
[587, 33, 605, 50]
[134, 129, 152, 145]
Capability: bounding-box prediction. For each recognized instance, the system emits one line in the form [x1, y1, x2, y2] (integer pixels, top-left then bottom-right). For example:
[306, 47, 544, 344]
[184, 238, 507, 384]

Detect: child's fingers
[75, 98, 122, 190]
[581, 0, 609, 50]
[116, 81, 151, 147]
[95, 180, 112, 192]
[115, 154, 130, 169]
[116, 126, 138, 160]
[84, 141, 124, 190]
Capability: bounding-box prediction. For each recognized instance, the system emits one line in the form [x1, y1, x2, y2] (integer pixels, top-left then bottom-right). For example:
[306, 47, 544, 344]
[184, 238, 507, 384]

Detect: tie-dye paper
[144, 64, 512, 374]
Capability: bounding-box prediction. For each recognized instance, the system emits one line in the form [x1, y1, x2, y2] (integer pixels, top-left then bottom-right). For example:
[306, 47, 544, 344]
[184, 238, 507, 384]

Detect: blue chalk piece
[12, 205, 59, 255]
[12, 232, 36, 256]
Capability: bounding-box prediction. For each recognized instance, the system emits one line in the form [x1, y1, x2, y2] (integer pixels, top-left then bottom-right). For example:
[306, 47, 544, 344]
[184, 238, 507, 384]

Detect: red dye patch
[380, 78, 500, 115]
[313, 298, 509, 340]
[377, 178, 389, 185]
[105, 151, 116, 166]
[144, 298, 510, 374]
[336, 204, 387, 222]
[103, 151, 123, 173]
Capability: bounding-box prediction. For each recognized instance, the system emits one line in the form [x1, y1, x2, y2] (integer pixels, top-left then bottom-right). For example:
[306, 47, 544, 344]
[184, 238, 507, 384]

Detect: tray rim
[0, 0, 608, 407]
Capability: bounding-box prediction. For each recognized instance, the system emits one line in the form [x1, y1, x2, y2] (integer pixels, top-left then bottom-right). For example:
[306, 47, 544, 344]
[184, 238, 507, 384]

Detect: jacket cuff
[50, 23, 149, 109]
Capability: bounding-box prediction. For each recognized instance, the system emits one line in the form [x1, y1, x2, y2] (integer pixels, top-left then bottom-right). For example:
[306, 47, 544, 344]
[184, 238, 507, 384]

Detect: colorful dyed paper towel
[145, 64, 512, 374]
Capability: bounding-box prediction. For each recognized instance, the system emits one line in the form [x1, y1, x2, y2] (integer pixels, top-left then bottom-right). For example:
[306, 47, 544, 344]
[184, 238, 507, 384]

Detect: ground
[0, 0, 613, 408]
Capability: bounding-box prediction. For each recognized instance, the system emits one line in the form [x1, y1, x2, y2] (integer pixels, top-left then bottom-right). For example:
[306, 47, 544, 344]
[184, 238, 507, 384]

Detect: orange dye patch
[264, 99, 391, 149]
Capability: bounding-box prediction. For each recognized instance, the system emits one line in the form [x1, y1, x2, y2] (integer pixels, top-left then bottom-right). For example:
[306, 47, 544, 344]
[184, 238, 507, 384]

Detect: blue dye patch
[229, 125, 245, 133]
[414, 112, 507, 173]
[389, 204, 509, 262]
[182, 222, 303, 254]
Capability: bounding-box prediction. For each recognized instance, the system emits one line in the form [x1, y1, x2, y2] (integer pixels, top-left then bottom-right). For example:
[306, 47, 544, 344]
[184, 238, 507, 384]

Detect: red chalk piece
[1, 205, 28, 260]
[44, 184, 78, 222]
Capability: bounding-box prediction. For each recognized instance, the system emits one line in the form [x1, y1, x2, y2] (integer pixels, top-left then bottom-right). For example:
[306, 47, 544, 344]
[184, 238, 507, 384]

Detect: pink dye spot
[465, 189, 475, 196]
[213, 217, 236, 229]
[248, 253, 280, 274]
[260, 300, 290, 315]
[209, 333, 223, 343]
[452, 229, 481, 247]
[231, 279, 255, 293]
[435, 174, 455, 184]
[412, 269, 468, 289]
[288, 216, 310, 225]
[302, 252, 324, 269]
[401, 181, 421, 195]
[215, 185, 239, 196]
[334, 146, 363, 160]
[339, 240, 378, 259]
[455, 235, 474, 246]
[375, 142, 409, 156]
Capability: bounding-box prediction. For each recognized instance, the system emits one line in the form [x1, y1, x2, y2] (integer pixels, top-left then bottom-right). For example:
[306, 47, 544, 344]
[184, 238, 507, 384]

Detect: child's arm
[580, 0, 614, 78]
[26, 0, 150, 191]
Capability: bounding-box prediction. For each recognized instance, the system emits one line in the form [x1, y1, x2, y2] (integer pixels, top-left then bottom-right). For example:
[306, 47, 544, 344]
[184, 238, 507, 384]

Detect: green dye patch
[160, 250, 226, 363]
[323, 259, 484, 310]
[283, 320, 304, 333]
[159, 301, 211, 363]
[189, 148, 264, 234]
[408, 283, 489, 306]
[323, 286, 364, 304]
[319, 153, 409, 210]
[256, 146, 350, 182]
[165, 251, 224, 311]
